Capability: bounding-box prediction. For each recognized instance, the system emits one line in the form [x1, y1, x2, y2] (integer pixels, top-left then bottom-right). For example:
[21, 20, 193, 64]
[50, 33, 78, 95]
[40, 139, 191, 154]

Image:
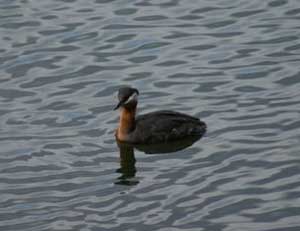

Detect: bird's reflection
[115, 135, 203, 186]
[115, 142, 138, 186]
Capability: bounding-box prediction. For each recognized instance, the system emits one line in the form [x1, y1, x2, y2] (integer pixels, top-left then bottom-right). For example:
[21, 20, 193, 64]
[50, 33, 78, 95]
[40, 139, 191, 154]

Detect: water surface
[1, 0, 300, 230]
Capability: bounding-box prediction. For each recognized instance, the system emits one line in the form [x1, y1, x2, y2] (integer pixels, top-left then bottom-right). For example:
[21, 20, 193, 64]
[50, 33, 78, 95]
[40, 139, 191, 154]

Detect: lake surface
[1, 0, 300, 230]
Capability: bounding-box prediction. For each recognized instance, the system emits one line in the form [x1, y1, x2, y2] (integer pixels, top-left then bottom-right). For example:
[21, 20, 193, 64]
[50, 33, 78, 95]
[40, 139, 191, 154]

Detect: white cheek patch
[124, 92, 138, 104]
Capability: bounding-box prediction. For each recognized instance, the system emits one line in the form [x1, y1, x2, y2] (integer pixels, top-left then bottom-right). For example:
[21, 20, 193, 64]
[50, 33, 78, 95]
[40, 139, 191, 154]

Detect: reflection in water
[115, 135, 203, 185]
[115, 142, 137, 186]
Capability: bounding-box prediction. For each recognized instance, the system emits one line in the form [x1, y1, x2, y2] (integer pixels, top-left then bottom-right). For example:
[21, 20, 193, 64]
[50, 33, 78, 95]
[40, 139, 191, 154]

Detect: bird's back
[131, 110, 206, 144]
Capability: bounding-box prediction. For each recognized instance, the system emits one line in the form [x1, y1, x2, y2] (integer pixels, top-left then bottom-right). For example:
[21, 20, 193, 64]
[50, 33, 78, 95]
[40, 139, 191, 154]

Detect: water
[1, 0, 300, 230]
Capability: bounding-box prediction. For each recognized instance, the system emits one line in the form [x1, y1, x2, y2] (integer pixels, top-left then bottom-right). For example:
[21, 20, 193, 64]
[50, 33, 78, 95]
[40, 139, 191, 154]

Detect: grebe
[114, 87, 206, 144]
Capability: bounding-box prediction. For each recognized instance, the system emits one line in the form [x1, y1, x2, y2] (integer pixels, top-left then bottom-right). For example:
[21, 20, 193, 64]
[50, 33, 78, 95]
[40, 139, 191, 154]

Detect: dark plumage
[133, 110, 206, 143]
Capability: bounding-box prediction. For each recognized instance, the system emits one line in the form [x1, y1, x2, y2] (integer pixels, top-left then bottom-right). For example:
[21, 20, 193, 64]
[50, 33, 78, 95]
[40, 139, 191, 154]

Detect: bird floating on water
[114, 87, 206, 144]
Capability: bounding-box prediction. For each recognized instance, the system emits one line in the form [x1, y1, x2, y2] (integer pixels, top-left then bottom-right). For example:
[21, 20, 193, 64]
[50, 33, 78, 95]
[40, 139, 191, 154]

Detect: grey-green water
[1, 0, 300, 230]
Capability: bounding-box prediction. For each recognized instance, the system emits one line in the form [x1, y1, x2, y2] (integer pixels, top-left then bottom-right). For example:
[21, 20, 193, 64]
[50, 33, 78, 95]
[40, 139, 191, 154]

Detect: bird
[114, 87, 206, 144]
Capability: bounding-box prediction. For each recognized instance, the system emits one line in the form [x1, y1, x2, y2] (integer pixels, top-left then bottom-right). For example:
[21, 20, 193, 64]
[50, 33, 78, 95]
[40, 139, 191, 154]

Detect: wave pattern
[1, 0, 300, 230]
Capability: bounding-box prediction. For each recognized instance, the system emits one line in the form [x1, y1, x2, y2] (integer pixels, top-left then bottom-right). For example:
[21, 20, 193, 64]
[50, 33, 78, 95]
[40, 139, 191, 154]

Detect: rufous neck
[118, 107, 136, 135]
